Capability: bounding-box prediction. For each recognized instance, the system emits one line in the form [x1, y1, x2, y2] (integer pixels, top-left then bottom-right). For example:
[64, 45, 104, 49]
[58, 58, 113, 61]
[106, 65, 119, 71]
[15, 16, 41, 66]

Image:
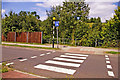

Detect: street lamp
[52, 17, 56, 48]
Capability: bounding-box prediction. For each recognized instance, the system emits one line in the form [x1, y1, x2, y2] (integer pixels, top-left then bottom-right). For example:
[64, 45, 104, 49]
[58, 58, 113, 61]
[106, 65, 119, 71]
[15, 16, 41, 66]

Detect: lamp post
[52, 17, 56, 48]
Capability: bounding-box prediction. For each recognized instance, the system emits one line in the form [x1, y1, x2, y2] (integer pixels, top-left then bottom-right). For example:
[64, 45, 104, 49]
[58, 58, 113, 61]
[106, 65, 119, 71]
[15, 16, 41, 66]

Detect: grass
[95, 46, 119, 50]
[105, 51, 120, 54]
[2, 44, 60, 50]
[0, 62, 14, 73]
[2, 41, 45, 45]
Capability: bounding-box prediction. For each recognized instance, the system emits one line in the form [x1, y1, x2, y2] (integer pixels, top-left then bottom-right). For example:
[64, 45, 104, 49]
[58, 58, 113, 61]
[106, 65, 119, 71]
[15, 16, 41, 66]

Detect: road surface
[2, 46, 118, 78]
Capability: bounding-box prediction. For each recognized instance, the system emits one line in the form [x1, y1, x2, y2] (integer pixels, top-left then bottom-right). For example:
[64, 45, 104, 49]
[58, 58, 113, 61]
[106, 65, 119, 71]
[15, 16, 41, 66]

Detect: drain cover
[17, 57, 23, 59]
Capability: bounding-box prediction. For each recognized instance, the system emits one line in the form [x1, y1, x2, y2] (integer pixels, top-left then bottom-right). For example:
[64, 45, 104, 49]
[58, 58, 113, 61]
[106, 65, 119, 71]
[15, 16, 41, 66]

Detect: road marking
[6, 62, 14, 66]
[34, 64, 76, 75]
[60, 55, 86, 59]
[106, 61, 110, 64]
[40, 54, 45, 56]
[45, 60, 80, 67]
[107, 65, 112, 69]
[31, 56, 37, 59]
[65, 53, 88, 57]
[46, 52, 51, 54]
[108, 71, 115, 77]
[105, 58, 109, 60]
[19, 59, 27, 62]
[105, 55, 108, 58]
[53, 57, 84, 63]
[0, 63, 2, 65]
[52, 51, 56, 53]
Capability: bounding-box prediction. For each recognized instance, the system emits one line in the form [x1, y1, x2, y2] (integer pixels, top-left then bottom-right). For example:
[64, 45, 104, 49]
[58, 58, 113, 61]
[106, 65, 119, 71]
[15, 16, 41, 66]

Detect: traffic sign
[55, 21, 59, 27]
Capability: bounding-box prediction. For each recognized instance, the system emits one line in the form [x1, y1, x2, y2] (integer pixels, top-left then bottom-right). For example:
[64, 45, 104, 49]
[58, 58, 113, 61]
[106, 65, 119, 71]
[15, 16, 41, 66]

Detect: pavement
[1, 46, 118, 79]
[2, 42, 118, 54]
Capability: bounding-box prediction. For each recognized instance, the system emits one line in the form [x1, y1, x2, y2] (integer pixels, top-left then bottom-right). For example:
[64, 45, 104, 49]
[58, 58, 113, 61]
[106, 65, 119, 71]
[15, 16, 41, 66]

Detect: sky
[2, 0, 119, 22]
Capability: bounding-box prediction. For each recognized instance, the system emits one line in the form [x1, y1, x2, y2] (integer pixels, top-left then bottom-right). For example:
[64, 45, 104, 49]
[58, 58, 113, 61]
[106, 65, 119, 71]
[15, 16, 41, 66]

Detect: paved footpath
[2, 46, 118, 78]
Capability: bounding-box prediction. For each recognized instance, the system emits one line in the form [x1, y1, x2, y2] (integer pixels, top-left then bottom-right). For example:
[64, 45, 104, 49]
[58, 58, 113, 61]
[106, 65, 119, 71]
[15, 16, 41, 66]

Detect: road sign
[55, 21, 59, 27]
[77, 17, 80, 20]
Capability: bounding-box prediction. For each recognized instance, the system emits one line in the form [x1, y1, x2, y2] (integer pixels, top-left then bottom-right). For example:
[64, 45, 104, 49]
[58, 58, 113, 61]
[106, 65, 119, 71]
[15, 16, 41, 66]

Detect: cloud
[36, 0, 65, 8]
[3, 0, 119, 2]
[2, 9, 6, 13]
[88, 2, 117, 22]
[85, 0, 119, 2]
[2, 0, 48, 2]
[40, 15, 48, 21]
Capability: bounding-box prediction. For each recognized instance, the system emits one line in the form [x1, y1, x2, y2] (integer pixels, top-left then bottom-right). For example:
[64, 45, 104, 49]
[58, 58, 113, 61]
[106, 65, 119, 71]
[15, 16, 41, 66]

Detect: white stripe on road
[46, 52, 51, 54]
[105, 55, 108, 58]
[0, 63, 2, 65]
[40, 54, 45, 56]
[19, 59, 27, 62]
[52, 51, 56, 53]
[6, 62, 14, 66]
[60, 55, 87, 59]
[34, 64, 76, 75]
[108, 71, 115, 77]
[106, 61, 110, 64]
[45, 60, 80, 67]
[65, 53, 88, 57]
[107, 65, 112, 69]
[106, 58, 109, 60]
[31, 56, 37, 59]
[53, 57, 84, 63]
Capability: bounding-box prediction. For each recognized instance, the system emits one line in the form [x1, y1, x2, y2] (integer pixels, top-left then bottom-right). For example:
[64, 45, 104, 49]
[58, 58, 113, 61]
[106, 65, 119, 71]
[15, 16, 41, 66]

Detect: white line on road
[106, 61, 110, 64]
[34, 64, 76, 75]
[19, 59, 27, 62]
[46, 52, 51, 54]
[53, 57, 84, 63]
[52, 51, 56, 53]
[105, 55, 108, 58]
[105, 58, 110, 60]
[31, 56, 37, 59]
[108, 71, 115, 77]
[6, 62, 14, 66]
[60, 55, 87, 59]
[40, 54, 45, 56]
[0, 63, 2, 65]
[65, 53, 89, 57]
[107, 65, 112, 69]
[45, 60, 80, 67]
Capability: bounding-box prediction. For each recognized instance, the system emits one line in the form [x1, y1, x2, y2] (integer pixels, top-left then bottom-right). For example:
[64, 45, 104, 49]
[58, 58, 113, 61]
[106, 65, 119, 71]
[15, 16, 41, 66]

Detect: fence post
[95, 39, 97, 47]
[14, 32, 16, 42]
[41, 32, 43, 44]
[26, 32, 28, 43]
[75, 39, 76, 46]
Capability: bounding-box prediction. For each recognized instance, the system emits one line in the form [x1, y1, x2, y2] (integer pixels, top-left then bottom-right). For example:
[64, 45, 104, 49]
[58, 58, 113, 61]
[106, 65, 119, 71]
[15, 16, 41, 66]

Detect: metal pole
[57, 27, 58, 48]
[53, 25, 54, 48]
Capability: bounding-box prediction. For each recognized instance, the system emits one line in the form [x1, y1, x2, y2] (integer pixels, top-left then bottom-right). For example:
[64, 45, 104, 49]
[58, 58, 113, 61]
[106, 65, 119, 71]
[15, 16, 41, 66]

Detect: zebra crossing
[34, 53, 89, 75]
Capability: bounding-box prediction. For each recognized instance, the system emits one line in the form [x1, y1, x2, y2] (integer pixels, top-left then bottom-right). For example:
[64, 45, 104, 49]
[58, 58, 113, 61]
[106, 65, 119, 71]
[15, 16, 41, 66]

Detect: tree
[2, 11, 41, 38]
[45, 1, 90, 44]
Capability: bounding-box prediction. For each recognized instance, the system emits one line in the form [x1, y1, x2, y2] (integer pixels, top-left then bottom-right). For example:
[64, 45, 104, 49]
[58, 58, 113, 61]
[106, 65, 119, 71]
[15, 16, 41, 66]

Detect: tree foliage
[2, 1, 119, 47]
[2, 11, 41, 38]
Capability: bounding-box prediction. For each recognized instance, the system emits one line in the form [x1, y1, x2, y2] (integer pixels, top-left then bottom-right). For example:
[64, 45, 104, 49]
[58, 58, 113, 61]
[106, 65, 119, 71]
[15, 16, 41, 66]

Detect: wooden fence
[2, 32, 43, 44]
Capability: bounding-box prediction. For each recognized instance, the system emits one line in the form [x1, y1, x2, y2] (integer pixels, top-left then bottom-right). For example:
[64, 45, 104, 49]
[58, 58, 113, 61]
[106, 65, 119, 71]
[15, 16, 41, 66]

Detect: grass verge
[2, 44, 59, 50]
[96, 46, 119, 50]
[105, 51, 120, 54]
[2, 41, 45, 45]
[0, 62, 14, 73]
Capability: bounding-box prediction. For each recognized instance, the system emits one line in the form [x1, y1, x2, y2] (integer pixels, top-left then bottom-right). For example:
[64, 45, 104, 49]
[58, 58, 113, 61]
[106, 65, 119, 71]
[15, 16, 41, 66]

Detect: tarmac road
[2, 46, 118, 78]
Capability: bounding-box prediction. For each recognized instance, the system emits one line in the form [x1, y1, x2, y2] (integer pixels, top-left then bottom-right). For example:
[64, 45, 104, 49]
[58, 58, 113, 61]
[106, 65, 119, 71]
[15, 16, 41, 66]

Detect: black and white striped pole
[52, 17, 56, 48]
